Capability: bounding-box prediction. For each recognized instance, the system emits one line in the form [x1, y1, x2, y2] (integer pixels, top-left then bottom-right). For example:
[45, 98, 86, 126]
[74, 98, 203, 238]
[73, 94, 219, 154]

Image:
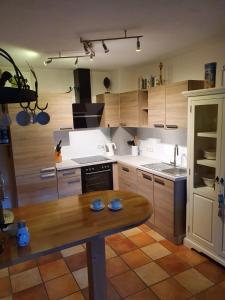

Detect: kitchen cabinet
[137, 170, 154, 224]
[96, 93, 120, 127]
[148, 80, 205, 129]
[118, 163, 137, 193]
[119, 90, 148, 127]
[185, 88, 225, 266]
[57, 168, 82, 198]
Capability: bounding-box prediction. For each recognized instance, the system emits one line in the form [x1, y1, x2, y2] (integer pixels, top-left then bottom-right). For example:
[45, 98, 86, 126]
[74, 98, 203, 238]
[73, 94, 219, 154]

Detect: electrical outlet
[97, 144, 105, 150]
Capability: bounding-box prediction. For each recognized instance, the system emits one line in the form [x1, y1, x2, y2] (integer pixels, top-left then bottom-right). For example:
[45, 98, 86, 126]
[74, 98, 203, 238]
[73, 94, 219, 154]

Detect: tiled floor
[1, 224, 225, 299]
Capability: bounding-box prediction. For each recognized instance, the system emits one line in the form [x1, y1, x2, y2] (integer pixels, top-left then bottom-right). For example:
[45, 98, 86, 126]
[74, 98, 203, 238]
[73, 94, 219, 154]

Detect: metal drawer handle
[67, 179, 80, 184]
[62, 171, 76, 176]
[143, 174, 152, 181]
[40, 167, 55, 173]
[120, 123, 127, 126]
[166, 125, 178, 129]
[154, 124, 164, 128]
[40, 172, 56, 179]
[154, 178, 165, 185]
[122, 167, 129, 172]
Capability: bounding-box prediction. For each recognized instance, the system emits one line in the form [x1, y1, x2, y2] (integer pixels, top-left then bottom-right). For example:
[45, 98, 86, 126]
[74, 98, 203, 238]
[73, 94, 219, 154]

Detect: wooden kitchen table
[0, 190, 152, 300]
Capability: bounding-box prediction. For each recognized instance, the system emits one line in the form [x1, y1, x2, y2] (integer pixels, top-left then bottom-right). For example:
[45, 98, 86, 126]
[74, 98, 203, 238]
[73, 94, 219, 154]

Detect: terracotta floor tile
[0, 268, 8, 279]
[151, 278, 192, 300]
[39, 258, 69, 282]
[61, 245, 85, 258]
[13, 283, 48, 300]
[106, 233, 124, 244]
[81, 280, 121, 300]
[134, 262, 169, 286]
[124, 288, 159, 300]
[105, 244, 117, 260]
[0, 277, 11, 298]
[9, 259, 36, 275]
[10, 267, 42, 293]
[157, 253, 191, 275]
[174, 268, 214, 295]
[107, 236, 137, 255]
[61, 291, 85, 300]
[195, 260, 225, 283]
[159, 240, 188, 253]
[138, 224, 152, 233]
[175, 249, 208, 267]
[106, 257, 129, 278]
[141, 243, 171, 260]
[121, 249, 151, 269]
[110, 270, 145, 298]
[37, 251, 62, 266]
[65, 252, 87, 272]
[147, 230, 165, 241]
[195, 284, 225, 300]
[45, 273, 79, 300]
[128, 232, 156, 247]
[73, 267, 88, 289]
[122, 228, 142, 237]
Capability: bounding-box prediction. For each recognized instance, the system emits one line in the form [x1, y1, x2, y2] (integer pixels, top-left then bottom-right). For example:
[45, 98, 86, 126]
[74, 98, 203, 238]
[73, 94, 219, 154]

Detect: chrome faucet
[171, 144, 179, 167]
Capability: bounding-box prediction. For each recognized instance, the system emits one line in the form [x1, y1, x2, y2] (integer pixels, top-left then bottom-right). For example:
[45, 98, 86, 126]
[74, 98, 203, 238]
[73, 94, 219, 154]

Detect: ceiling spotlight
[90, 53, 94, 61]
[136, 37, 141, 52]
[44, 58, 52, 66]
[74, 57, 78, 65]
[83, 42, 90, 55]
[102, 40, 109, 53]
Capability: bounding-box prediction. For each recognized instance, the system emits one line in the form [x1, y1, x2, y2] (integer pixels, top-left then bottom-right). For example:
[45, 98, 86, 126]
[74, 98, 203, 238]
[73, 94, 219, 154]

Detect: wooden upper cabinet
[120, 91, 147, 127]
[96, 93, 120, 127]
[148, 86, 166, 128]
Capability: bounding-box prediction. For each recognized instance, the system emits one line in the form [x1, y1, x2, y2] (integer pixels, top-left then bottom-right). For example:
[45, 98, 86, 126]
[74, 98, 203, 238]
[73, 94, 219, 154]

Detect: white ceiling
[0, 0, 224, 70]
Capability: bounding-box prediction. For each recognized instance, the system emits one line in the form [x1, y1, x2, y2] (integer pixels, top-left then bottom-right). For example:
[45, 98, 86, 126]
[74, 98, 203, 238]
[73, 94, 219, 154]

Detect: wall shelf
[197, 132, 217, 138]
[196, 159, 216, 168]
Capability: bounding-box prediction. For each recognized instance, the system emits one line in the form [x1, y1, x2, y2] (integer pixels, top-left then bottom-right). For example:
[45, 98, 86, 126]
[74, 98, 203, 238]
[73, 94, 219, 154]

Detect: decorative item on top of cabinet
[120, 90, 148, 127]
[57, 168, 81, 198]
[148, 80, 205, 129]
[96, 93, 120, 127]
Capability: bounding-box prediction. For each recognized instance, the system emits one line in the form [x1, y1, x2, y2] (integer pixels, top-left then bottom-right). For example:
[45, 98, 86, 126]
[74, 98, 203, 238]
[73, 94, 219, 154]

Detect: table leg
[86, 237, 107, 300]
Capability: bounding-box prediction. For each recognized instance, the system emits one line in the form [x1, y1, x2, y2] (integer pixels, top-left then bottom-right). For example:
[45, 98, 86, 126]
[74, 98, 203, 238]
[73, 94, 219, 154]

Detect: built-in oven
[81, 163, 113, 193]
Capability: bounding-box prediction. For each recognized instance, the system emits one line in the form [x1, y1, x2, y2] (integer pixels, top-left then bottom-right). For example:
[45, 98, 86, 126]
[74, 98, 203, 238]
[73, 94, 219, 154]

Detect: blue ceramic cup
[92, 199, 103, 210]
[110, 198, 121, 210]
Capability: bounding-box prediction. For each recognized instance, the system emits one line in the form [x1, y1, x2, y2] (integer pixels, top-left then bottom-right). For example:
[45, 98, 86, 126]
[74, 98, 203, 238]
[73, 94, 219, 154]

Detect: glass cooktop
[72, 155, 111, 164]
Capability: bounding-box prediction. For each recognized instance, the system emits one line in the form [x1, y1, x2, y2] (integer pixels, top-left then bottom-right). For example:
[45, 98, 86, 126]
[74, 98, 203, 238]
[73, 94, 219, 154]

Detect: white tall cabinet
[184, 88, 225, 266]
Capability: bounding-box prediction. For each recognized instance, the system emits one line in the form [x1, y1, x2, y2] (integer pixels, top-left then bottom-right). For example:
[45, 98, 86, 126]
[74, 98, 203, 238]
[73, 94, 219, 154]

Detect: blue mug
[92, 199, 103, 210]
[110, 198, 121, 210]
[17, 221, 30, 247]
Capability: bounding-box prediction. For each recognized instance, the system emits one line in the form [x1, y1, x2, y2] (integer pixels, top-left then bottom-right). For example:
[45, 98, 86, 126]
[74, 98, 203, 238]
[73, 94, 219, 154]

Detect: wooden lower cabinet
[57, 168, 82, 198]
[16, 171, 58, 207]
[118, 163, 137, 193]
[137, 170, 154, 224]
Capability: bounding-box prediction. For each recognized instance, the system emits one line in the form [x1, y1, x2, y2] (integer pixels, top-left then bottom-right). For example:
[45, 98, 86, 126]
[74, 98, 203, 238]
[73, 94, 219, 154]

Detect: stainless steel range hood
[72, 69, 104, 129]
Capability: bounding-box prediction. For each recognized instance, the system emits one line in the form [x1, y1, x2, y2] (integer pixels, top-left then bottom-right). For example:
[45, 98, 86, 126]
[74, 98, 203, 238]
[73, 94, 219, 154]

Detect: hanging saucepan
[36, 102, 50, 125]
[16, 102, 30, 126]
[0, 104, 11, 127]
[28, 102, 37, 124]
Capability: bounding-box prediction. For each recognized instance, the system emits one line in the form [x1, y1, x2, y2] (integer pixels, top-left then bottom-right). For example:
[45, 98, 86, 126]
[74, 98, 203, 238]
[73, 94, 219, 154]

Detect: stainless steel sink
[162, 167, 187, 176]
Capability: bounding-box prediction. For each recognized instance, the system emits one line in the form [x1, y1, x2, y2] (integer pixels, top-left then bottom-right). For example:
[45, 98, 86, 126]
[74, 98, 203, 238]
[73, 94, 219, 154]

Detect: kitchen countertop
[56, 155, 187, 182]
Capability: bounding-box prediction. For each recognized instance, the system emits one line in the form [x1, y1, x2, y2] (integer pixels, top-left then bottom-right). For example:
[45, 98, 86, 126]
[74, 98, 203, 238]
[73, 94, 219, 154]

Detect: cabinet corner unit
[185, 87, 225, 266]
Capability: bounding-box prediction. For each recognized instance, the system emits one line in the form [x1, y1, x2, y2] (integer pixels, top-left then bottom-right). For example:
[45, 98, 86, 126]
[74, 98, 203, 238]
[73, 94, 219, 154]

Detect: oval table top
[0, 190, 152, 267]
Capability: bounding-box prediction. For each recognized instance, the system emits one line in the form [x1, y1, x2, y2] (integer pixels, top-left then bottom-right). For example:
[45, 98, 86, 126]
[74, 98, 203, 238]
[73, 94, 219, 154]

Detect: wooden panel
[154, 175, 174, 236]
[118, 163, 137, 193]
[113, 163, 119, 190]
[137, 170, 154, 224]
[96, 94, 120, 127]
[192, 194, 213, 243]
[58, 176, 82, 198]
[120, 91, 139, 127]
[16, 172, 58, 206]
[148, 86, 166, 128]
[57, 168, 81, 179]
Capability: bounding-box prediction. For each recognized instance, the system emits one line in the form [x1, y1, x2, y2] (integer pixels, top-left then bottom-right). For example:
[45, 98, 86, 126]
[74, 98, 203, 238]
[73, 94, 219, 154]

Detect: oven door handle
[85, 169, 111, 175]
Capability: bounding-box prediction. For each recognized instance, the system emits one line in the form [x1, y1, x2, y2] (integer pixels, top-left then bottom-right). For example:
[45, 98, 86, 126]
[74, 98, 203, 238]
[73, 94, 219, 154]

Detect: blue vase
[17, 221, 30, 247]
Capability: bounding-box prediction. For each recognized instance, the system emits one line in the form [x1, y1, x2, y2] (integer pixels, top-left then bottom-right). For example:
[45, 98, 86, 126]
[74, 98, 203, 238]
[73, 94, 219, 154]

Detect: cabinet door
[137, 170, 154, 224]
[96, 94, 120, 127]
[165, 81, 188, 128]
[148, 86, 165, 128]
[154, 175, 174, 237]
[120, 91, 139, 127]
[118, 163, 137, 193]
[16, 171, 58, 206]
[58, 176, 82, 198]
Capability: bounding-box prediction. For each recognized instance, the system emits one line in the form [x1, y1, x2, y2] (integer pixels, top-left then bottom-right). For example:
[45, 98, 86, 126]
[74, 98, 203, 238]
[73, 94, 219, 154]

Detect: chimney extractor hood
[72, 68, 104, 129]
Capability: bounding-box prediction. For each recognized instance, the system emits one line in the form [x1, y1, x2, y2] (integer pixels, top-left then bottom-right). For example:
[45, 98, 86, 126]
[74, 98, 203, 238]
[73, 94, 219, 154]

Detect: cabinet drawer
[57, 168, 81, 179]
[16, 172, 58, 207]
[58, 176, 82, 198]
[154, 175, 174, 236]
[119, 176, 137, 193]
[118, 164, 137, 182]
